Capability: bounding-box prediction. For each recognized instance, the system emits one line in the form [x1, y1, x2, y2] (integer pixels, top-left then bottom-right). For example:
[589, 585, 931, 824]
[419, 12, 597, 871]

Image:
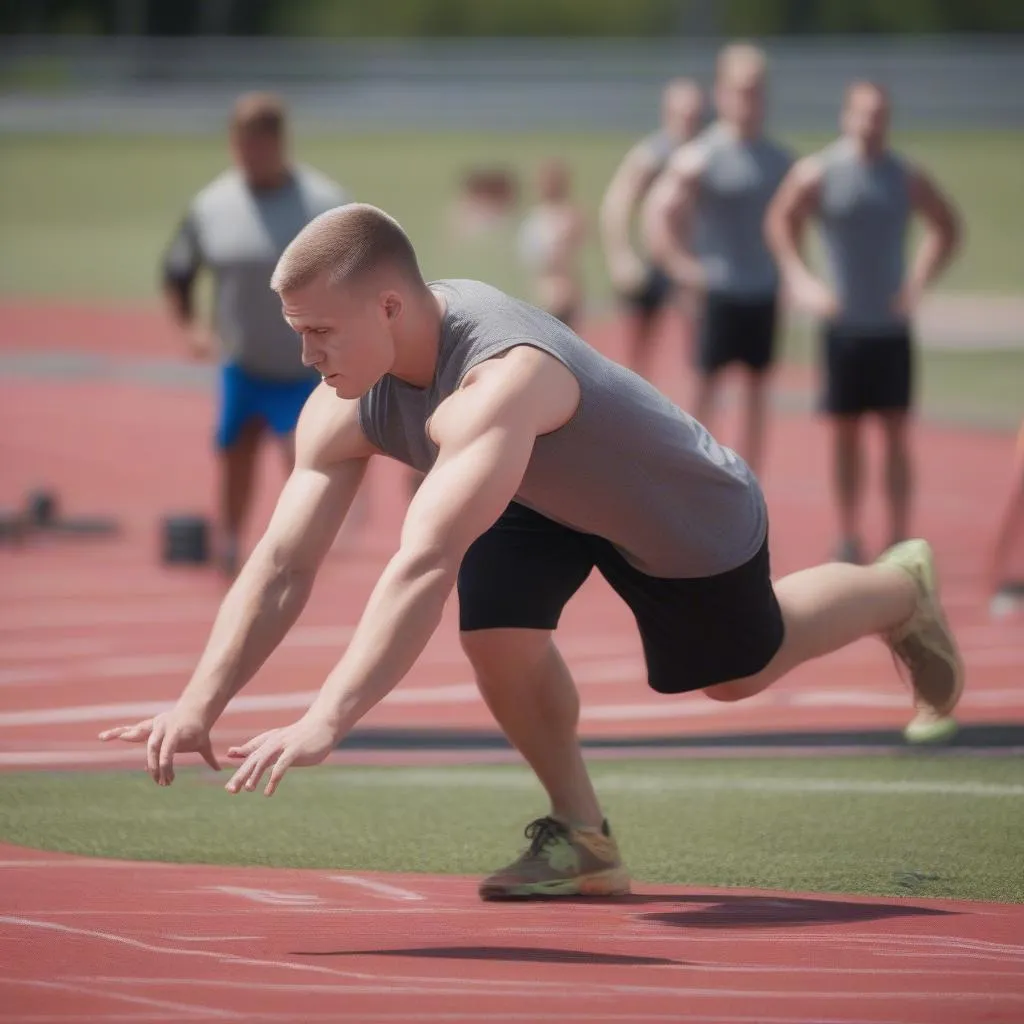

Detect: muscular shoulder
[295, 385, 378, 470]
[437, 344, 579, 441]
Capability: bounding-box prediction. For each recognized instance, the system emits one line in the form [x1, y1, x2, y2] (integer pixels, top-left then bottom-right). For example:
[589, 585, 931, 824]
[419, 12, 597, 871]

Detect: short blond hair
[717, 42, 767, 83]
[230, 91, 287, 135]
[270, 203, 421, 293]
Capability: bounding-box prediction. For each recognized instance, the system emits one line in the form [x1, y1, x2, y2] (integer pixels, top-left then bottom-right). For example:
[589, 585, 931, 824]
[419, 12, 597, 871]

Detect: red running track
[1, 843, 1023, 1024]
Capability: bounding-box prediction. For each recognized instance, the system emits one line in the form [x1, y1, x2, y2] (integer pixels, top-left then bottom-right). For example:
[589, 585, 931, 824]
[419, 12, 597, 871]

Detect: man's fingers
[264, 751, 296, 797]
[98, 720, 153, 743]
[242, 748, 281, 793]
[199, 738, 221, 772]
[158, 731, 180, 787]
[226, 732, 273, 760]
[225, 746, 270, 794]
[146, 722, 166, 784]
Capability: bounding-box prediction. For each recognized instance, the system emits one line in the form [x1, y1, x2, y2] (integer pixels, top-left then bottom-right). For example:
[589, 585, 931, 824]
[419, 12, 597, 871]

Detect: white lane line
[0, 977, 242, 1019]
[327, 875, 425, 902]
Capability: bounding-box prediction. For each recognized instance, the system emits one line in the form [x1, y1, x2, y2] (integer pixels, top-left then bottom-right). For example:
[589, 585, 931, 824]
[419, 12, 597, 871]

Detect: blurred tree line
[4, 0, 1023, 37]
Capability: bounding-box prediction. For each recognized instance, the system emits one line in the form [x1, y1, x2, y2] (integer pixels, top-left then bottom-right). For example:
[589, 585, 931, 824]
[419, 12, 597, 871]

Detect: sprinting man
[766, 81, 961, 566]
[162, 92, 351, 576]
[104, 204, 964, 899]
[599, 77, 705, 380]
[517, 159, 588, 332]
[644, 44, 794, 475]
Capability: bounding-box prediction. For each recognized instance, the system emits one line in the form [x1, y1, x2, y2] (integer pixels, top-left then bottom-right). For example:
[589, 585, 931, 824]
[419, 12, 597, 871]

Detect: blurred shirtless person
[600, 78, 705, 379]
[518, 159, 588, 331]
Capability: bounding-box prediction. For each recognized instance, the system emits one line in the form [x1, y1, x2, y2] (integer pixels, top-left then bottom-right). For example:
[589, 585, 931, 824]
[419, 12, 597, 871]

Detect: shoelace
[523, 816, 568, 857]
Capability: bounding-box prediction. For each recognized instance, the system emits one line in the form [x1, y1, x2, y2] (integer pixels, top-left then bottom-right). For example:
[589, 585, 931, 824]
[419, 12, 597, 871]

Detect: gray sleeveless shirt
[692, 124, 794, 299]
[818, 138, 912, 333]
[358, 280, 767, 578]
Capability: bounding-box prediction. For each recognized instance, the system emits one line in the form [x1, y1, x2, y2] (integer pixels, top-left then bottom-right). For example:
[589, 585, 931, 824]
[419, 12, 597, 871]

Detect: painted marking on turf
[0, 976, 241, 1019]
[328, 874, 425, 901]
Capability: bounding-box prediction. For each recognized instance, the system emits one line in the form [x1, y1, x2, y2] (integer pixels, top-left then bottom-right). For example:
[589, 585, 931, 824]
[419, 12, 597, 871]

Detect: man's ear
[382, 291, 404, 322]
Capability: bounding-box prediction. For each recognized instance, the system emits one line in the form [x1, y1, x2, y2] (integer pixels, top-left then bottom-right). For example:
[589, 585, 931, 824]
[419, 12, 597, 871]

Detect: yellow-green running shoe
[875, 539, 964, 742]
[479, 816, 631, 901]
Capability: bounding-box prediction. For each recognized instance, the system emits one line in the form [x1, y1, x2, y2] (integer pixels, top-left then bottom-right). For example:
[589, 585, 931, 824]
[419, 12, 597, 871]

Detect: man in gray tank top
[599, 77, 705, 380]
[766, 82, 961, 574]
[645, 44, 794, 476]
[162, 92, 351, 576]
[104, 204, 965, 900]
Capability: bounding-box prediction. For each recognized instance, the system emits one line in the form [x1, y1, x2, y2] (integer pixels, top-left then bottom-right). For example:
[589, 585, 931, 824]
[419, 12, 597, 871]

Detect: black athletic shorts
[621, 266, 673, 319]
[698, 292, 778, 374]
[458, 502, 785, 694]
[822, 325, 913, 416]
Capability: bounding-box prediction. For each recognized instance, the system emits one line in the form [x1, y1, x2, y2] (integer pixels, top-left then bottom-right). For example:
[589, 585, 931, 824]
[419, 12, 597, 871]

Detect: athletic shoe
[479, 816, 631, 900]
[903, 707, 959, 744]
[875, 539, 964, 736]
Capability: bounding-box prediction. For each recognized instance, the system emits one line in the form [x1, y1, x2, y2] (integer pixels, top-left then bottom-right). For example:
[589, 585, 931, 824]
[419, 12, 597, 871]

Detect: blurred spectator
[161, 92, 351, 576]
[600, 77, 705, 380]
[766, 81, 961, 562]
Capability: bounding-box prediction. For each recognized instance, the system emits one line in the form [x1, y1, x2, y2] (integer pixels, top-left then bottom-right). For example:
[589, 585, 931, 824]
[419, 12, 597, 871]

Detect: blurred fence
[2, 35, 1023, 134]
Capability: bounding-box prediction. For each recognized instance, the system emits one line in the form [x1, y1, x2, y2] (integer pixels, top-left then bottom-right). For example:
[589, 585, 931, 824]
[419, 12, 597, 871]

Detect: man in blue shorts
[162, 92, 350, 575]
[108, 204, 965, 899]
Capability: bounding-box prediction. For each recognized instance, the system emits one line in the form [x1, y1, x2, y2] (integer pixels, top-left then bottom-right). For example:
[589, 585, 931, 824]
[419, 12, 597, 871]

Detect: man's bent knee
[460, 627, 553, 675]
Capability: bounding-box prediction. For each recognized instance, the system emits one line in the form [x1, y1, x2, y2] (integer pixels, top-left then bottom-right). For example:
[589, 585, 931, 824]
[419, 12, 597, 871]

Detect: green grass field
[1, 129, 1022, 302]
[2, 756, 1022, 902]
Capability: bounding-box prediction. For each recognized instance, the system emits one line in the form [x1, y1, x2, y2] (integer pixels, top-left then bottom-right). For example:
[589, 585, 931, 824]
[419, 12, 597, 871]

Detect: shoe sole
[478, 866, 631, 902]
[904, 715, 959, 745]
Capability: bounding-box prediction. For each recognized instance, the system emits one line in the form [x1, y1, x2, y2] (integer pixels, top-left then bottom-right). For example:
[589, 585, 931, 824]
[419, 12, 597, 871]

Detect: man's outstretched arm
[224, 346, 579, 797]
[99, 389, 371, 785]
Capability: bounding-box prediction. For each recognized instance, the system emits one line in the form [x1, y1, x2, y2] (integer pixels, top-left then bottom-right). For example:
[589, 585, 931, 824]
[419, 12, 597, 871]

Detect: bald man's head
[271, 203, 423, 295]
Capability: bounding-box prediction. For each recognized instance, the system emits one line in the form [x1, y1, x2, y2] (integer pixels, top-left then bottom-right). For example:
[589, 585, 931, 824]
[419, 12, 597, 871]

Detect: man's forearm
[177, 557, 316, 724]
[309, 549, 455, 736]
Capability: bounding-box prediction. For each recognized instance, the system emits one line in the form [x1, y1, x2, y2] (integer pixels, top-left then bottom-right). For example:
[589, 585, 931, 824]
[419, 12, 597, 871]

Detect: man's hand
[184, 324, 217, 361]
[891, 281, 923, 319]
[608, 250, 648, 296]
[224, 712, 338, 797]
[789, 272, 840, 320]
[99, 706, 220, 787]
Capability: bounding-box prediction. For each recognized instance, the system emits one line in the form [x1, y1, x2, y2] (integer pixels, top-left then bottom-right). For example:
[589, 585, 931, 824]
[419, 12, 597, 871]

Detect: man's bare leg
[832, 414, 864, 562]
[703, 545, 963, 740]
[880, 410, 912, 547]
[703, 561, 917, 703]
[738, 367, 770, 476]
[219, 417, 264, 577]
[463, 627, 629, 899]
[623, 310, 657, 382]
[461, 628, 603, 828]
[693, 370, 720, 436]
